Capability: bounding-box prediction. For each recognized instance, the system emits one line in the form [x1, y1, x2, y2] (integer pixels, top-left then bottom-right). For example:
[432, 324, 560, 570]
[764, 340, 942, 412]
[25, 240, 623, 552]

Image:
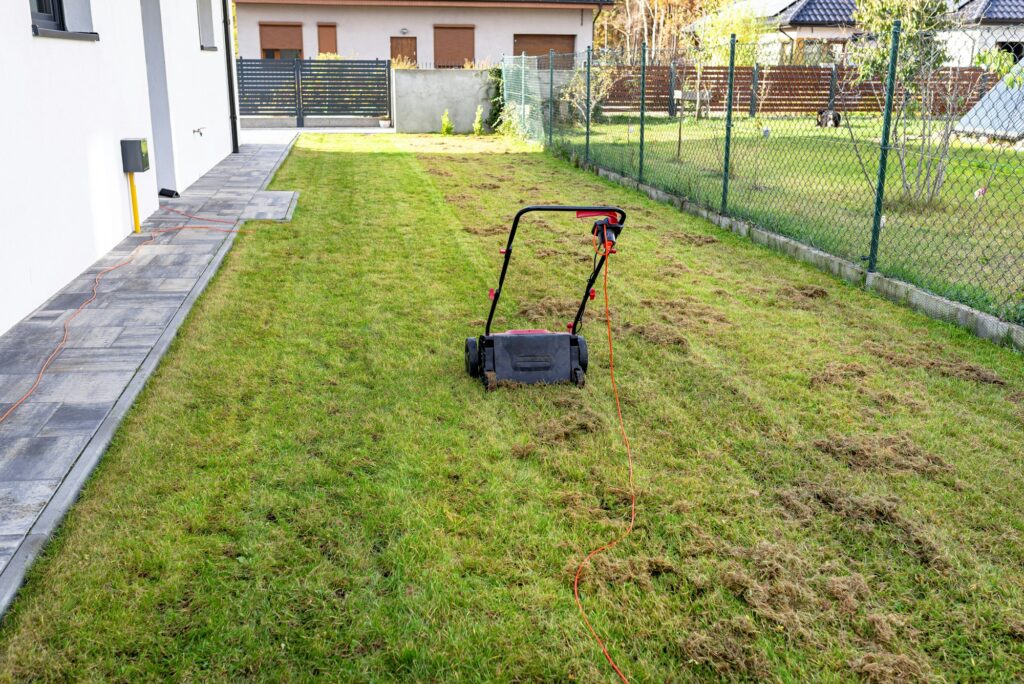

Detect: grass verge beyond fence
[502, 24, 1024, 325]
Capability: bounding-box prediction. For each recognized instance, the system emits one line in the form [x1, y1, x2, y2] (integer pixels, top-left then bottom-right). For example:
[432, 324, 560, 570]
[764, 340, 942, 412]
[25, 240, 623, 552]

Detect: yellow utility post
[120, 139, 150, 234]
[128, 172, 141, 233]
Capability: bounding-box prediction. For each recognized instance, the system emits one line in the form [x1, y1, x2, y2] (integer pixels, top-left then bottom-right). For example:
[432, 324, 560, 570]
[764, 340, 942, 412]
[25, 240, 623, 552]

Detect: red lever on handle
[589, 288, 596, 300]
[575, 210, 620, 223]
[488, 288, 496, 300]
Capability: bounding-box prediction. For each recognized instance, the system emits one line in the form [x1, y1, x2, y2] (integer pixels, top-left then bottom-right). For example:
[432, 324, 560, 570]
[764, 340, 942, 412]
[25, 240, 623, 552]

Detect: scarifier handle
[485, 205, 627, 336]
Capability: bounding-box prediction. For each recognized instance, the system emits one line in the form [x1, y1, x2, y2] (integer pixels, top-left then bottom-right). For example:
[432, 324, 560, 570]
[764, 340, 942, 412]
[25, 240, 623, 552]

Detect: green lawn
[2, 134, 1024, 681]
[554, 114, 1024, 323]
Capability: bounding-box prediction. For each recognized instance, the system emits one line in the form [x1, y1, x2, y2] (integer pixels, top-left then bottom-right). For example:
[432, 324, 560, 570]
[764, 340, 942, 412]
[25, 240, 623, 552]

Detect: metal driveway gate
[237, 59, 391, 125]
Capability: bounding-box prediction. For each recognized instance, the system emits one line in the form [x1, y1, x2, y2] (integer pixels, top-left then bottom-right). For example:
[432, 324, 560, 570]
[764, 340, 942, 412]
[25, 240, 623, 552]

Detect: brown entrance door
[512, 34, 576, 57]
[434, 26, 474, 68]
[391, 36, 418, 64]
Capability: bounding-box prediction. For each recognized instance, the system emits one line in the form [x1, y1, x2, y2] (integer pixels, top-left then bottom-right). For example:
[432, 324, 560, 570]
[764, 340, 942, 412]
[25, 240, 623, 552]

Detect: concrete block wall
[392, 69, 493, 134]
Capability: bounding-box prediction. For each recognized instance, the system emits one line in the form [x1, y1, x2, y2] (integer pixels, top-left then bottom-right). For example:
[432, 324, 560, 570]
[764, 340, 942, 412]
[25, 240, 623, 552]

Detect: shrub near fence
[502, 25, 1024, 328]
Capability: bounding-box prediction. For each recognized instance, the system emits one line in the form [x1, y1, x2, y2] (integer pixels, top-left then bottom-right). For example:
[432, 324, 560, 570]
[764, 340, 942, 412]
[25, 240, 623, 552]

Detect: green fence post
[668, 62, 677, 117]
[721, 34, 736, 215]
[548, 49, 554, 147]
[868, 20, 901, 273]
[749, 63, 759, 117]
[520, 52, 527, 135]
[827, 63, 838, 111]
[639, 42, 647, 184]
[585, 46, 592, 166]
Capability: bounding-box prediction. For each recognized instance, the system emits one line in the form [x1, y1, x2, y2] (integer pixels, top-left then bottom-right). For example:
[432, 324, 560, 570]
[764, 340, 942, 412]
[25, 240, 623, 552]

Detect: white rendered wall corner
[144, 0, 234, 193]
[0, 2, 159, 336]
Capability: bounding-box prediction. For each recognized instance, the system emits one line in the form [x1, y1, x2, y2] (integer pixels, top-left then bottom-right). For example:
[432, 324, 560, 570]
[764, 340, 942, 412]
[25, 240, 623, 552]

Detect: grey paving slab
[112, 326, 166, 348]
[47, 347, 150, 373]
[0, 481, 59, 536]
[0, 141, 296, 617]
[0, 436, 91, 481]
[38, 403, 116, 437]
[0, 536, 22, 575]
[2, 371, 138, 404]
[0, 404, 61, 439]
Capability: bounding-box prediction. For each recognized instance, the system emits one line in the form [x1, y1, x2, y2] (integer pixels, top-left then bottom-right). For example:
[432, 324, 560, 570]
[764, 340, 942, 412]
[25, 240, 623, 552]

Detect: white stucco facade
[942, 26, 1024, 66]
[0, 1, 235, 336]
[235, 2, 597, 65]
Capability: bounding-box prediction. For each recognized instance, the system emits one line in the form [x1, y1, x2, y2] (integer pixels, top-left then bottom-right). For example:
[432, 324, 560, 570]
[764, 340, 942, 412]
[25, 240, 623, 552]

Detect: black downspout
[221, 0, 240, 153]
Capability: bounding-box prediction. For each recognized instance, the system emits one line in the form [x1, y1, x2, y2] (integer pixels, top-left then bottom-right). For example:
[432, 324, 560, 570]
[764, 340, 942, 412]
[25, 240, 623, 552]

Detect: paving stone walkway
[0, 140, 297, 614]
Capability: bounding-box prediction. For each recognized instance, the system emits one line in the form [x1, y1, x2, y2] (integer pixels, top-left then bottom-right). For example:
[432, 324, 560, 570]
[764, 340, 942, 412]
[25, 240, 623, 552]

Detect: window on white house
[197, 0, 217, 50]
[31, 0, 64, 31]
[31, 0, 96, 39]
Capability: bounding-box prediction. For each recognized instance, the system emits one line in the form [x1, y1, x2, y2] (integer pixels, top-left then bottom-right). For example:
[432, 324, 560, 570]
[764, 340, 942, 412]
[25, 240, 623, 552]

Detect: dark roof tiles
[776, 0, 857, 26]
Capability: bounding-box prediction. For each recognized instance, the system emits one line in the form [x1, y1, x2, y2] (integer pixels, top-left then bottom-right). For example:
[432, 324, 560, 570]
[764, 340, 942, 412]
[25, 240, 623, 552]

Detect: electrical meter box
[121, 139, 150, 173]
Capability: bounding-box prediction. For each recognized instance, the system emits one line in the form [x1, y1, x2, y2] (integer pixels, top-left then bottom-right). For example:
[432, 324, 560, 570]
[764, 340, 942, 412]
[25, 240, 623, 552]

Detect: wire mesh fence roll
[503, 25, 1024, 326]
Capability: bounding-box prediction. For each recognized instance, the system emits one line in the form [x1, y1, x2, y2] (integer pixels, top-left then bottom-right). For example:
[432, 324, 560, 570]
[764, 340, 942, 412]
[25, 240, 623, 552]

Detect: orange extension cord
[573, 234, 637, 684]
[0, 215, 244, 427]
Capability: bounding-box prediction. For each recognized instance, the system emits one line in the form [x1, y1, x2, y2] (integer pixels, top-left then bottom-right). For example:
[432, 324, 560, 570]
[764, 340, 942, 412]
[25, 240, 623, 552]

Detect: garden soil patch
[863, 341, 1004, 386]
[815, 433, 952, 476]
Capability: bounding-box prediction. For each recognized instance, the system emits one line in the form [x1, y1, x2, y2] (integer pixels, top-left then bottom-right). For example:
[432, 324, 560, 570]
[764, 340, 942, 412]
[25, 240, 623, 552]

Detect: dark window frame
[997, 41, 1024, 63]
[31, 0, 65, 31]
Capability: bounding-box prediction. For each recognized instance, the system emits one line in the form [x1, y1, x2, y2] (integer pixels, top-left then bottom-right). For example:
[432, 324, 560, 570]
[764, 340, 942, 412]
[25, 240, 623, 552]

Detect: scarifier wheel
[464, 337, 481, 377]
[572, 368, 586, 388]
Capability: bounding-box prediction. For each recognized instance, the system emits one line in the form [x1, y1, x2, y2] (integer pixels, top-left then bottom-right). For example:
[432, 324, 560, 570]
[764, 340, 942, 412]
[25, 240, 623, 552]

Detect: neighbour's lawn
[556, 115, 1024, 322]
[2, 134, 1024, 681]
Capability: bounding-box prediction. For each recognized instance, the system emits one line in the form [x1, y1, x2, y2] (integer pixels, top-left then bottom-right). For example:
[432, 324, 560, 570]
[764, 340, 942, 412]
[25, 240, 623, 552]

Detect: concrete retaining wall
[392, 69, 492, 134]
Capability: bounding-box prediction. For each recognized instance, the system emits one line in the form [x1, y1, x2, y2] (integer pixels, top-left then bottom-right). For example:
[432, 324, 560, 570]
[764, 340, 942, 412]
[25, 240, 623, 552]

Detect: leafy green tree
[698, 5, 770, 66]
[847, 0, 969, 205]
[850, 0, 952, 90]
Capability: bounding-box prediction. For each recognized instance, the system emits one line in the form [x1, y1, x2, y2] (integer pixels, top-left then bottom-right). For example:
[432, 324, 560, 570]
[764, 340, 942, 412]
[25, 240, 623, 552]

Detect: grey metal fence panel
[299, 60, 391, 117]
[236, 59, 392, 120]
[237, 59, 297, 116]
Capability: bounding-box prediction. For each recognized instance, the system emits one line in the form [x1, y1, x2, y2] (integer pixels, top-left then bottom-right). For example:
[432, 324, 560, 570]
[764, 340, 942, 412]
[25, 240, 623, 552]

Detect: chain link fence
[502, 23, 1024, 325]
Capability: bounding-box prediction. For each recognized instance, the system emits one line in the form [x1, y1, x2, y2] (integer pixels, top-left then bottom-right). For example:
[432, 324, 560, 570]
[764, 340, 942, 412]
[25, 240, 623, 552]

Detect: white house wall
[236, 4, 595, 64]
[0, 1, 236, 336]
[156, 0, 234, 191]
[0, 2, 158, 336]
[942, 26, 1024, 66]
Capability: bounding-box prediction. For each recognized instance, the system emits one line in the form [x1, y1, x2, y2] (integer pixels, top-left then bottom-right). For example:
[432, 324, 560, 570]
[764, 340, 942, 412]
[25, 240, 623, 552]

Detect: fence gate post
[828, 63, 838, 111]
[669, 62, 677, 118]
[548, 49, 554, 147]
[294, 58, 304, 128]
[749, 63, 759, 117]
[585, 46, 592, 166]
[721, 34, 737, 214]
[639, 42, 647, 184]
[868, 20, 901, 273]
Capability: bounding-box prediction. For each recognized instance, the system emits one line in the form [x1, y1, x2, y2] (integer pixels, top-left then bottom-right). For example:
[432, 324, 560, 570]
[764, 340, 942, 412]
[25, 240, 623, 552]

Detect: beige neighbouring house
[234, 0, 607, 67]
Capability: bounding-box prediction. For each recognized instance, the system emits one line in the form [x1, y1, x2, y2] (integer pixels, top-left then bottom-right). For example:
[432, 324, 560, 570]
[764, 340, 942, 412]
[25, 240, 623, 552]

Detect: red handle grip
[575, 210, 620, 223]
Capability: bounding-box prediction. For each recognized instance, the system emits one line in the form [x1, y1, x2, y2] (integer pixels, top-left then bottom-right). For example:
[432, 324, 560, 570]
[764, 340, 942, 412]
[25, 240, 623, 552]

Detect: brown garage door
[260, 23, 303, 59]
[513, 34, 576, 57]
[434, 26, 474, 68]
[391, 36, 418, 64]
